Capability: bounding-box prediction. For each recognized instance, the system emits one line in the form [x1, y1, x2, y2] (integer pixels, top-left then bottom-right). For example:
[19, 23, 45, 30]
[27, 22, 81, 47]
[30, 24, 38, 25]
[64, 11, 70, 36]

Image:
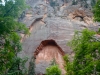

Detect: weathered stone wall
[20, 0, 99, 71]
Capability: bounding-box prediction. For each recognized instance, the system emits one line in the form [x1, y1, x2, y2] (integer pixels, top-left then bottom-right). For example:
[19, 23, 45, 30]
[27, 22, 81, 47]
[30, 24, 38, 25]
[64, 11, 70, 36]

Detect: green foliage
[7, 57, 28, 75]
[50, 58, 56, 65]
[72, 0, 89, 8]
[0, 17, 28, 75]
[0, 17, 28, 35]
[91, 0, 96, 7]
[0, 0, 27, 18]
[28, 56, 35, 75]
[0, 0, 29, 75]
[72, 0, 77, 5]
[63, 55, 73, 75]
[65, 29, 100, 75]
[46, 65, 61, 75]
[80, 0, 88, 8]
[46, 59, 61, 75]
[93, 0, 100, 22]
[84, 0, 88, 8]
[96, 28, 100, 34]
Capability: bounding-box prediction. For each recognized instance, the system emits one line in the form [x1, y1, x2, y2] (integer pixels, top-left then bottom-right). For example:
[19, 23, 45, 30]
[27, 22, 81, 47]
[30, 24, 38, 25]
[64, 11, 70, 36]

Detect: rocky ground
[18, 0, 100, 73]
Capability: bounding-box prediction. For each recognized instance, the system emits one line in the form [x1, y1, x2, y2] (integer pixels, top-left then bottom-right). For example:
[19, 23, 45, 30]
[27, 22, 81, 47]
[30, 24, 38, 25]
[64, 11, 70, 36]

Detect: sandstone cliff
[18, 0, 100, 74]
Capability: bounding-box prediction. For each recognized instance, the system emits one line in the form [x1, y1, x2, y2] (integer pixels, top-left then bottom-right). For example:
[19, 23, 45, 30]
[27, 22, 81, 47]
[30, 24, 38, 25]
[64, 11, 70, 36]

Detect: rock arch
[34, 39, 66, 75]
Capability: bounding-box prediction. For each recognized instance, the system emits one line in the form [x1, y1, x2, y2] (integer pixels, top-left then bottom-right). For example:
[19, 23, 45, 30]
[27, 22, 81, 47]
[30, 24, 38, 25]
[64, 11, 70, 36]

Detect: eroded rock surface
[18, 0, 100, 73]
[34, 40, 65, 74]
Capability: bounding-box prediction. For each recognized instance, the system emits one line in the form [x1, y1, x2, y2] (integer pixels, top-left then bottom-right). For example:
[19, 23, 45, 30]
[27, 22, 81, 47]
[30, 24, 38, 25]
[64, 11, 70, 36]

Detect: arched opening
[34, 39, 65, 58]
[73, 16, 84, 21]
[34, 39, 66, 75]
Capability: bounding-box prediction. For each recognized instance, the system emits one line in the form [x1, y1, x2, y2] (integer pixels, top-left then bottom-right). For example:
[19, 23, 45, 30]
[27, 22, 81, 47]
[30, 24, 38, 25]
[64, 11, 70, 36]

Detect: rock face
[18, 0, 99, 74]
[34, 40, 65, 74]
[71, 0, 97, 8]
